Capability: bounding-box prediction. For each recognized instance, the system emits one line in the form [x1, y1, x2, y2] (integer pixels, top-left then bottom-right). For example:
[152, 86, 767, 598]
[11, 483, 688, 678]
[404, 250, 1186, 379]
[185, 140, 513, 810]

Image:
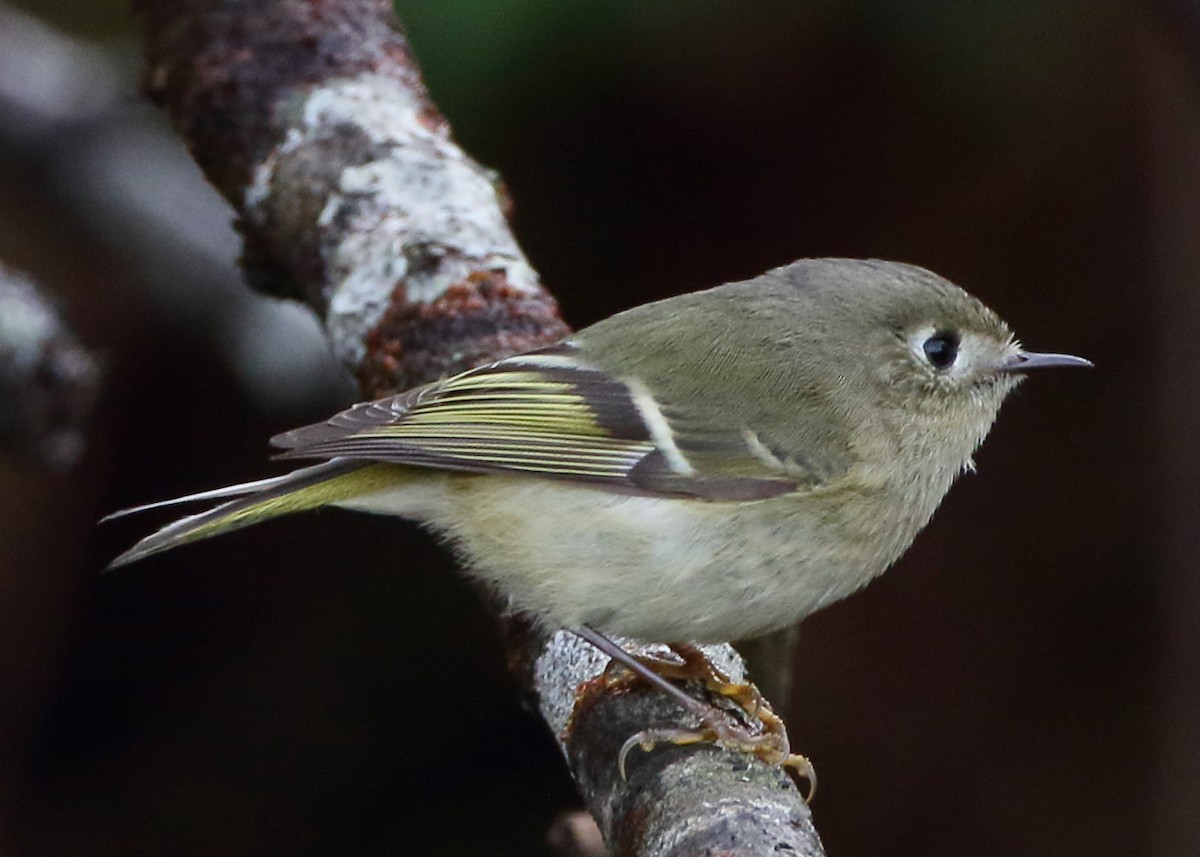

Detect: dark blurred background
[1, 1, 1196, 854]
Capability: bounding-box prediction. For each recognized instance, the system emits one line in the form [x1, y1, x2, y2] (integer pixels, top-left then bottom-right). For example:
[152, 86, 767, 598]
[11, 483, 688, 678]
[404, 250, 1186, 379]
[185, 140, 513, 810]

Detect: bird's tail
[105, 460, 401, 569]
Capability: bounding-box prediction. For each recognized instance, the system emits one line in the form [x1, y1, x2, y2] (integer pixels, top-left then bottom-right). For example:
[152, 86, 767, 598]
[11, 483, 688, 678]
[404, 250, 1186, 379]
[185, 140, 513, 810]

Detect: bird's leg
[573, 627, 816, 800]
[661, 642, 765, 717]
[573, 626, 713, 716]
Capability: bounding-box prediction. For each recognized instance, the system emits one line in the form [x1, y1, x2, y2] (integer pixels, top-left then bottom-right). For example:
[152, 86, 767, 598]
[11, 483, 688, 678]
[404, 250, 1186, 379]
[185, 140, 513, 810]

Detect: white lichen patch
[535, 630, 613, 742]
[244, 73, 540, 371]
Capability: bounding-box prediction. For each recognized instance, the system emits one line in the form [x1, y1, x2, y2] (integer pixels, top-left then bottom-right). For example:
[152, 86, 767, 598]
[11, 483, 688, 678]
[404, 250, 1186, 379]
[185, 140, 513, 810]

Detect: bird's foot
[652, 642, 767, 718]
[577, 631, 815, 800]
[617, 710, 816, 801]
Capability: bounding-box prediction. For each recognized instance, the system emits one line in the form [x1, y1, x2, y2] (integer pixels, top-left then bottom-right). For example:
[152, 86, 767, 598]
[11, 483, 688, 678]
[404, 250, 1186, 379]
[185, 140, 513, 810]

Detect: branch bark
[134, 2, 822, 853]
[136, 0, 565, 396]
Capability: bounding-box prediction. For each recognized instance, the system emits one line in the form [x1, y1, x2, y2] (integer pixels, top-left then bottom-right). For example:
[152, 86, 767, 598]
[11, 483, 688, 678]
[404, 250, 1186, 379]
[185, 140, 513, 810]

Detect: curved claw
[784, 754, 817, 803]
[618, 728, 707, 780]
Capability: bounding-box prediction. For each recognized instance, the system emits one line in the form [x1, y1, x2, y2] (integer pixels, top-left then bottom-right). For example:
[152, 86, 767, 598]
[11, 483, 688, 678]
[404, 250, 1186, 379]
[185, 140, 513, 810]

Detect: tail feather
[106, 460, 377, 569]
[100, 474, 295, 522]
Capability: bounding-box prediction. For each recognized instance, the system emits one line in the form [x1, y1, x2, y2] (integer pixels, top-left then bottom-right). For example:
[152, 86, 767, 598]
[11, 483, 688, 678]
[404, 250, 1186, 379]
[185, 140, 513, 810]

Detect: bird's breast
[430, 474, 931, 641]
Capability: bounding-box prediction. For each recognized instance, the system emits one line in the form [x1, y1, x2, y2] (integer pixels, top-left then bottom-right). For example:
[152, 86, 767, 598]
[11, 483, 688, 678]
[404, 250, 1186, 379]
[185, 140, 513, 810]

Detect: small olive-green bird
[110, 258, 1089, 646]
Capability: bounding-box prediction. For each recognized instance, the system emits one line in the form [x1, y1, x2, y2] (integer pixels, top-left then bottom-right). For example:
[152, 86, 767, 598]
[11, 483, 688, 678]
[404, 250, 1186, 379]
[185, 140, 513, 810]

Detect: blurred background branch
[0, 1, 351, 414]
[0, 261, 100, 470]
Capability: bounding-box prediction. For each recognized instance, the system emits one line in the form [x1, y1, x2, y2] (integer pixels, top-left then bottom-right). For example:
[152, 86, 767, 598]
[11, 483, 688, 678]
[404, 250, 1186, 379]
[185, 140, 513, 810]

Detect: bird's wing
[271, 344, 801, 501]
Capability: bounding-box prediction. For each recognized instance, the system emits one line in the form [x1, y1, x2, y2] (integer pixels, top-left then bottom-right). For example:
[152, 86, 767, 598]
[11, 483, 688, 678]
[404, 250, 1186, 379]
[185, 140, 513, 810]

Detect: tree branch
[135, 0, 565, 395]
[134, 2, 822, 853]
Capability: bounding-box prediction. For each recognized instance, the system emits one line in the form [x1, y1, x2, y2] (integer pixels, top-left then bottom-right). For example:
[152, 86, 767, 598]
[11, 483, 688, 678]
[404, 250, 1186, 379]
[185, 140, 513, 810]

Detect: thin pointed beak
[998, 350, 1094, 373]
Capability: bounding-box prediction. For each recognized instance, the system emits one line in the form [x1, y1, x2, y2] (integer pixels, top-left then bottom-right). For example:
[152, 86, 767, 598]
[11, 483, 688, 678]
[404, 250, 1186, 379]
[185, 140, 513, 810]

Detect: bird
[106, 258, 1090, 787]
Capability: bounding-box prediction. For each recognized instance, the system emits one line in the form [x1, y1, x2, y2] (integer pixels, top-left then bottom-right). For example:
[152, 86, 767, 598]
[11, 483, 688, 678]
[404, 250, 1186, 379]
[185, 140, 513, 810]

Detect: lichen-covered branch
[135, 0, 565, 395]
[133, 2, 821, 853]
[0, 263, 101, 470]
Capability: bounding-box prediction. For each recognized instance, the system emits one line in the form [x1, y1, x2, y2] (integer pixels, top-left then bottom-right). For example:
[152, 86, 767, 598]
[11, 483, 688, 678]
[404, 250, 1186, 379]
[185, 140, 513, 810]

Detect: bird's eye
[922, 332, 960, 370]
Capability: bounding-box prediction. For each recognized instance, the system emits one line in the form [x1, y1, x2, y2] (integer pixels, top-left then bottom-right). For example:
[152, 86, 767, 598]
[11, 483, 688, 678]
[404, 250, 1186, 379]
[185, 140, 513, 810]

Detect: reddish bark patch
[359, 270, 571, 396]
